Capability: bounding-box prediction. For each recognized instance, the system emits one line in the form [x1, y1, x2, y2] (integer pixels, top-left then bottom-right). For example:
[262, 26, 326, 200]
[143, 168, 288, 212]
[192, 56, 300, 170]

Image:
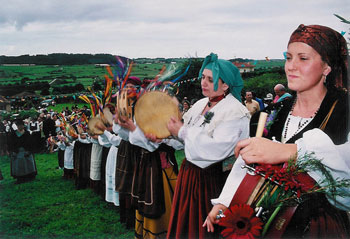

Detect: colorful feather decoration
[106, 65, 114, 78]
[145, 62, 191, 92]
[120, 61, 134, 90]
[79, 95, 96, 117]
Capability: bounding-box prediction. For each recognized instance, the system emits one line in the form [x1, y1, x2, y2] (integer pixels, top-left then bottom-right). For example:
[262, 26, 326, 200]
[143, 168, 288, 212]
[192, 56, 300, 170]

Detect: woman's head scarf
[198, 53, 243, 102]
[288, 24, 348, 90]
[126, 76, 141, 86]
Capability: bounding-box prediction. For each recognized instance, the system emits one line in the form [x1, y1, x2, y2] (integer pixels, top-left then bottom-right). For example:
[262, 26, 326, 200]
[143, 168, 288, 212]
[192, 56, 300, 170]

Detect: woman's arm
[234, 137, 297, 165]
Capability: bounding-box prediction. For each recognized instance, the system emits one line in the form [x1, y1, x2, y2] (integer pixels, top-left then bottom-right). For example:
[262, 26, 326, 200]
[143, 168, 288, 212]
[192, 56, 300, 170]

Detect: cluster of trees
[52, 84, 85, 95]
[0, 54, 192, 65]
[0, 82, 50, 96]
[0, 54, 119, 65]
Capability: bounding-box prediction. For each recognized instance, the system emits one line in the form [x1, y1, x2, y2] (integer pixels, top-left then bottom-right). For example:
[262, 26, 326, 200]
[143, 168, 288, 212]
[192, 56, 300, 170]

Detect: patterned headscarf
[288, 24, 349, 89]
[126, 76, 141, 86]
[198, 53, 243, 102]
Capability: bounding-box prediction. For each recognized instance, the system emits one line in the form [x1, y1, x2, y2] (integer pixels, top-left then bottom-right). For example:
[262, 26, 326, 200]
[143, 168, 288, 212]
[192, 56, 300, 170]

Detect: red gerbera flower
[218, 204, 263, 239]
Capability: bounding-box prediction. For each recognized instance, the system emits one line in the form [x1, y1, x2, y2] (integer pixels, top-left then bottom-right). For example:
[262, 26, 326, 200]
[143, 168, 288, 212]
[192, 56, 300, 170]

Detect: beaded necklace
[282, 98, 319, 142]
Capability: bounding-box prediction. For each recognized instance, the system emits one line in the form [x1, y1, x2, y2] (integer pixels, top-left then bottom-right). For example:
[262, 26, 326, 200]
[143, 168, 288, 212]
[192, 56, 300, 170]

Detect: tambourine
[134, 91, 181, 138]
[67, 124, 78, 138]
[87, 116, 105, 135]
[117, 89, 133, 119]
[101, 107, 113, 127]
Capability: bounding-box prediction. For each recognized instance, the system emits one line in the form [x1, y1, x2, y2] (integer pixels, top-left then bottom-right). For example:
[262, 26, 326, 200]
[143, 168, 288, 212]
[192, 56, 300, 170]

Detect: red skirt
[167, 159, 225, 239]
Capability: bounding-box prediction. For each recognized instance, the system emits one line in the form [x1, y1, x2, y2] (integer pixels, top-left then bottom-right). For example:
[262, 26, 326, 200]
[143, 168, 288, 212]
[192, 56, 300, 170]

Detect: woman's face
[201, 68, 228, 98]
[285, 42, 330, 94]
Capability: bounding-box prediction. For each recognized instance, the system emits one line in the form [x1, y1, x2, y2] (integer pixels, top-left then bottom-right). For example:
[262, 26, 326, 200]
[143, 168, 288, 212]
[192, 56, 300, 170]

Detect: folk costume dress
[167, 94, 250, 239]
[97, 132, 112, 200]
[73, 135, 92, 189]
[27, 120, 41, 153]
[8, 129, 37, 183]
[90, 137, 103, 193]
[212, 90, 350, 238]
[113, 122, 140, 229]
[98, 130, 122, 207]
[128, 126, 182, 239]
[63, 134, 75, 179]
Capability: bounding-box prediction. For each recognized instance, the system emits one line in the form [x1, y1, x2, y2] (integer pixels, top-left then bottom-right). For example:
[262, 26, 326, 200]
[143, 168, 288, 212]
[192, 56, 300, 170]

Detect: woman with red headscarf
[205, 24, 350, 238]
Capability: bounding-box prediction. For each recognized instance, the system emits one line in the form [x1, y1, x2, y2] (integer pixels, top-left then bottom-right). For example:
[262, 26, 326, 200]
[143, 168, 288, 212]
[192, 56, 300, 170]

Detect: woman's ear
[222, 83, 229, 92]
[323, 64, 331, 76]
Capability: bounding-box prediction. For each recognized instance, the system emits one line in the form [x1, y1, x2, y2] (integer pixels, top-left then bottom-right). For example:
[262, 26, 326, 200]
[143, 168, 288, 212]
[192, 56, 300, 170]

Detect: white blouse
[98, 130, 122, 148]
[179, 94, 250, 169]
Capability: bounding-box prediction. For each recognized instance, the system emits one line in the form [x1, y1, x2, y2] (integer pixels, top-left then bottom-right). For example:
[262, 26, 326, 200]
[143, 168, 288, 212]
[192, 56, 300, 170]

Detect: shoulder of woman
[191, 97, 207, 108]
[213, 95, 250, 119]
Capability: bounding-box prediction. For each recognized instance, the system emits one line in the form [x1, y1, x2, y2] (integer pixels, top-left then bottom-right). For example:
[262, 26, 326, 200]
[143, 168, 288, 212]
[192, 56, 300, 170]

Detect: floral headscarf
[288, 24, 348, 89]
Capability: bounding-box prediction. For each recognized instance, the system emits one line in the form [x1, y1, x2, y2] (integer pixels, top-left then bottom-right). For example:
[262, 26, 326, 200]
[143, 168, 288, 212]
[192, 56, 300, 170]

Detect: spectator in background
[263, 93, 274, 108]
[244, 91, 260, 115]
[28, 117, 41, 153]
[252, 91, 265, 111]
[53, 114, 62, 134]
[81, 105, 91, 117]
[181, 99, 190, 116]
[43, 114, 56, 139]
[0, 116, 7, 156]
[273, 83, 292, 103]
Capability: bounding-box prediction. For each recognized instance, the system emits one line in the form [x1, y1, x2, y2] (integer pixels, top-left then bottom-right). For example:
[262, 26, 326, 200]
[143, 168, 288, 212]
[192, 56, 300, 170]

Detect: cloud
[0, 0, 349, 58]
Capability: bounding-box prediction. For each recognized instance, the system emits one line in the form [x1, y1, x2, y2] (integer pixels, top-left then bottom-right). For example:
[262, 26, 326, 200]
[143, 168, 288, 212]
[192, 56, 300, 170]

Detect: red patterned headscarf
[288, 24, 348, 89]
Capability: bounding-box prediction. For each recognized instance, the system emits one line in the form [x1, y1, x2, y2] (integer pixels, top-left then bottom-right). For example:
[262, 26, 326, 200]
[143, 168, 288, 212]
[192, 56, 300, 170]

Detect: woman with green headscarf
[166, 53, 250, 239]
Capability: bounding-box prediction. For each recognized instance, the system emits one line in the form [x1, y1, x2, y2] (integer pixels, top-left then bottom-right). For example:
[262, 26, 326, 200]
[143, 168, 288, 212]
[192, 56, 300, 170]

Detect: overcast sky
[0, 0, 349, 60]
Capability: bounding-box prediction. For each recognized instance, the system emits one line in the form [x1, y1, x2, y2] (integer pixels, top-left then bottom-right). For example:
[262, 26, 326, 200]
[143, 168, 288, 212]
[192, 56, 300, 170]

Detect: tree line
[0, 54, 121, 65]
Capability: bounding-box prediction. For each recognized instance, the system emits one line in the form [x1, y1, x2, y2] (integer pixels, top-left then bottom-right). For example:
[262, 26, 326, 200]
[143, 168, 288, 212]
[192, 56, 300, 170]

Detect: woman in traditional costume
[89, 135, 103, 193]
[113, 76, 143, 229]
[62, 129, 76, 180]
[166, 53, 250, 239]
[116, 106, 182, 239]
[206, 24, 350, 238]
[73, 130, 92, 189]
[8, 119, 37, 184]
[97, 127, 122, 207]
[27, 117, 41, 153]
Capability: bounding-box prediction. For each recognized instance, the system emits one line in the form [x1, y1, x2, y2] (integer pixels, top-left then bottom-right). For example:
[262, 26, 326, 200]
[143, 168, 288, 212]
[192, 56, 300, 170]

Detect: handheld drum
[134, 91, 181, 139]
[117, 89, 133, 119]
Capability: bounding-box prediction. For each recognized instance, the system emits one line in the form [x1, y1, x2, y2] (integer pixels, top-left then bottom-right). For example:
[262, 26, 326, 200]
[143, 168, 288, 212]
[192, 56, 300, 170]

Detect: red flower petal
[219, 204, 263, 239]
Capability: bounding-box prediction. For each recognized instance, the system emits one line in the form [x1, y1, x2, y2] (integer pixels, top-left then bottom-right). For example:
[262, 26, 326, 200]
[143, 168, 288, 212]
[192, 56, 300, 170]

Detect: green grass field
[0, 63, 165, 88]
[0, 150, 185, 239]
[0, 152, 132, 239]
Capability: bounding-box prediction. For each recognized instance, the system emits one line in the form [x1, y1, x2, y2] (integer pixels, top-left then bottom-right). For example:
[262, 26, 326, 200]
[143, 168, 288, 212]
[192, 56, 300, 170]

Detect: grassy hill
[0, 150, 185, 238]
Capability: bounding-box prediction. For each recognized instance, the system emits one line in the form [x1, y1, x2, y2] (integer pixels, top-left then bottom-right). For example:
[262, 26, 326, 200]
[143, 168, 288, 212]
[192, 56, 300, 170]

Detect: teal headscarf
[198, 53, 243, 102]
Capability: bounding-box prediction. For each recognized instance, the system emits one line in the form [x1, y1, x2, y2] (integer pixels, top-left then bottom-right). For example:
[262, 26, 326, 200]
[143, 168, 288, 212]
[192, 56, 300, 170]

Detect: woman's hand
[234, 137, 297, 165]
[118, 116, 136, 132]
[202, 204, 227, 232]
[145, 133, 162, 143]
[167, 116, 183, 137]
[95, 122, 107, 132]
[114, 106, 119, 124]
[90, 134, 99, 140]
